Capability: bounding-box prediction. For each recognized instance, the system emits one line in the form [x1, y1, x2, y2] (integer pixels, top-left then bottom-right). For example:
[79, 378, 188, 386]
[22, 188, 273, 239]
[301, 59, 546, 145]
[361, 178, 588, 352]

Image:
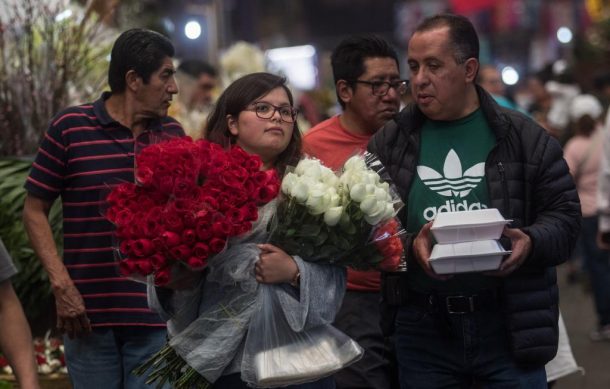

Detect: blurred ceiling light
[266, 45, 317, 90]
[557, 27, 573, 44]
[55, 9, 73, 22]
[501, 66, 519, 85]
[184, 20, 202, 40]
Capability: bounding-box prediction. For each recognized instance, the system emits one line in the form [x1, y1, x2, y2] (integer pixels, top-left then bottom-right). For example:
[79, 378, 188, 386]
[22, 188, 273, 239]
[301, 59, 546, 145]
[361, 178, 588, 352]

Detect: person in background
[22, 28, 183, 388]
[303, 34, 404, 389]
[478, 64, 522, 112]
[0, 238, 40, 389]
[170, 59, 218, 138]
[369, 13, 580, 388]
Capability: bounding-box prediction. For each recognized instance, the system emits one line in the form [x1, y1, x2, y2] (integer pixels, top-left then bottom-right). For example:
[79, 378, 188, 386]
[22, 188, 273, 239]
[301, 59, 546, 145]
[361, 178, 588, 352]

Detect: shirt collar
[93, 91, 165, 132]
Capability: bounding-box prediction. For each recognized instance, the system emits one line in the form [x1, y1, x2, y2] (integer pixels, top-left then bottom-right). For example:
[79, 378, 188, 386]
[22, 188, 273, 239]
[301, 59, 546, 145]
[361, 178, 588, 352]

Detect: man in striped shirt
[23, 29, 183, 388]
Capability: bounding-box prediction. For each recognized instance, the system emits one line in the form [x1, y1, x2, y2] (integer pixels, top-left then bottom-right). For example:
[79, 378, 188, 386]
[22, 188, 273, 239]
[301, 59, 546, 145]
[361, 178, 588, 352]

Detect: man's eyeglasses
[245, 102, 298, 123]
[353, 79, 410, 96]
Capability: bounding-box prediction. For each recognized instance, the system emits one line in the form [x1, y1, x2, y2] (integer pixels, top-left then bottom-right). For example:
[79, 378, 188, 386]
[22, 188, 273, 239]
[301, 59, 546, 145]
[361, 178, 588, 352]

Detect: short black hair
[178, 59, 217, 79]
[414, 13, 479, 64]
[108, 28, 175, 93]
[330, 35, 399, 109]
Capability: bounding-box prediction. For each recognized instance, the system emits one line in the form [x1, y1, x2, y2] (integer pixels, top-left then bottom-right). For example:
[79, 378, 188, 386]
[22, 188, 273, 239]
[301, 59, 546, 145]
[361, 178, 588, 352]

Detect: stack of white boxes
[428, 209, 511, 275]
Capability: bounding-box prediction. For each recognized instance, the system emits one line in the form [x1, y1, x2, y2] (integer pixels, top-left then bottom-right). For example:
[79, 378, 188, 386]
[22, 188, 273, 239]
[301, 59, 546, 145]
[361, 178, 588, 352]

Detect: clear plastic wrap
[241, 284, 363, 387]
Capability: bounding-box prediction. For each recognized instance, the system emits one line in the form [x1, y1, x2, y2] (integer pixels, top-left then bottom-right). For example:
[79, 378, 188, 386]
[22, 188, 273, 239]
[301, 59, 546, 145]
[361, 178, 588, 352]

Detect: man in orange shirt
[303, 35, 407, 389]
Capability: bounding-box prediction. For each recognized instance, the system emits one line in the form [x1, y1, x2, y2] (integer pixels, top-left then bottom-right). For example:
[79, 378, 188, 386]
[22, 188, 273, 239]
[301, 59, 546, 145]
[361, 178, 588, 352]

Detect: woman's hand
[255, 243, 299, 284]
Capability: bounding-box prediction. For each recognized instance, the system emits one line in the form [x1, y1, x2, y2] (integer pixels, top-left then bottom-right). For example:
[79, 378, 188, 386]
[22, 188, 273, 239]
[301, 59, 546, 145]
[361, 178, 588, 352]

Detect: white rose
[320, 168, 339, 187]
[306, 189, 331, 214]
[295, 158, 322, 179]
[344, 155, 366, 172]
[291, 180, 310, 203]
[324, 206, 343, 226]
[360, 196, 382, 215]
[350, 183, 367, 202]
[383, 203, 395, 220]
[280, 172, 298, 195]
[374, 187, 388, 201]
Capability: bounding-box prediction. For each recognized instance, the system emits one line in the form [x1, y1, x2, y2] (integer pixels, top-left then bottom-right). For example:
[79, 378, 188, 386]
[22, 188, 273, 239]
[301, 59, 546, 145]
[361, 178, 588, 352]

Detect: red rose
[120, 240, 133, 256]
[211, 220, 232, 238]
[174, 178, 196, 198]
[118, 259, 138, 276]
[255, 185, 279, 203]
[164, 212, 185, 233]
[161, 231, 181, 247]
[115, 209, 135, 227]
[195, 221, 212, 240]
[183, 229, 197, 245]
[243, 156, 262, 172]
[150, 253, 168, 270]
[209, 238, 226, 253]
[136, 259, 154, 275]
[186, 256, 206, 270]
[144, 219, 162, 237]
[240, 203, 259, 222]
[154, 267, 171, 286]
[136, 166, 154, 186]
[170, 244, 191, 260]
[192, 242, 210, 259]
[132, 239, 155, 257]
[158, 175, 174, 195]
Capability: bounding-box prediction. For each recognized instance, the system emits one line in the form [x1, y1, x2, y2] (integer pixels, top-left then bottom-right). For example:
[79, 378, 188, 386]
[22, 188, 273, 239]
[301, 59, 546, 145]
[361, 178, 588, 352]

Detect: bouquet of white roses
[270, 153, 406, 270]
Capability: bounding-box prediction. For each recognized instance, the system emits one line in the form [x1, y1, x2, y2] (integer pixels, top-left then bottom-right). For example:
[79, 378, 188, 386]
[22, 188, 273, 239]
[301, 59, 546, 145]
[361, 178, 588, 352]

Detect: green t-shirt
[407, 108, 500, 293]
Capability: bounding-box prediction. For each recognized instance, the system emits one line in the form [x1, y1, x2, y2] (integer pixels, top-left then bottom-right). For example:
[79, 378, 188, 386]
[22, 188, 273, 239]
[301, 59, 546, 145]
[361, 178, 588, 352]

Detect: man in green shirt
[369, 13, 580, 388]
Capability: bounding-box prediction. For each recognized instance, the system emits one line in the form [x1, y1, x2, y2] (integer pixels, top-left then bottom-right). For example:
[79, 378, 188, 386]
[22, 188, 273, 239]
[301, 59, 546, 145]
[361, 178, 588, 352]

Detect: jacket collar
[395, 85, 512, 142]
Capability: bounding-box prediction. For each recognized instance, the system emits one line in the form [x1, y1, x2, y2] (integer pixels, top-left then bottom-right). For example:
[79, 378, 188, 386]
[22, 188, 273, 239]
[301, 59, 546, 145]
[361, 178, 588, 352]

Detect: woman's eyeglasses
[245, 102, 298, 123]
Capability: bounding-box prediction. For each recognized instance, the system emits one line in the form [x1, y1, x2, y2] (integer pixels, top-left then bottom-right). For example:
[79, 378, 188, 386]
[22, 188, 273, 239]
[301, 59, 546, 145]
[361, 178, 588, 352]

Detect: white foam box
[429, 240, 511, 275]
[430, 208, 511, 244]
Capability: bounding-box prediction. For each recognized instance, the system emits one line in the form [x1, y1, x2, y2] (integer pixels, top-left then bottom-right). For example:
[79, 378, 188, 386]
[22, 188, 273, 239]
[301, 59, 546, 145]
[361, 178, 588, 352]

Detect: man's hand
[255, 244, 299, 284]
[413, 222, 450, 280]
[54, 283, 91, 339]
[487, 227, 532, 277]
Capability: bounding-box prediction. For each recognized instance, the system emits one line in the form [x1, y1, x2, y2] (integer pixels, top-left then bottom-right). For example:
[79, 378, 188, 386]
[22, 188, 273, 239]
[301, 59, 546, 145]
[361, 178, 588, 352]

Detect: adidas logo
[417, 149, 485, 198]
[417, 149, 487, 221]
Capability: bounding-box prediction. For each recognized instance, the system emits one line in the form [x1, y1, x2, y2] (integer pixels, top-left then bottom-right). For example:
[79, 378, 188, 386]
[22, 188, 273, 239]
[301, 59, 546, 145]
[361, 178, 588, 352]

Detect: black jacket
[368, 86, 581, 367]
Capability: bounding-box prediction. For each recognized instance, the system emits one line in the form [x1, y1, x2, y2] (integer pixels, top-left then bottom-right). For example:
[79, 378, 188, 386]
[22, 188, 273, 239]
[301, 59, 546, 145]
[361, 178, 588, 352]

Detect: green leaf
[295, 223, 321, 237]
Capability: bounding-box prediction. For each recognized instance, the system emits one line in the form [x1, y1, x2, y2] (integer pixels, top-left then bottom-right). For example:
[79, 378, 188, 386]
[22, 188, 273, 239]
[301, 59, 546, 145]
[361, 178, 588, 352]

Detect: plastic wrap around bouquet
[269, 152, 407, 271]
[102, 136, 280, 286]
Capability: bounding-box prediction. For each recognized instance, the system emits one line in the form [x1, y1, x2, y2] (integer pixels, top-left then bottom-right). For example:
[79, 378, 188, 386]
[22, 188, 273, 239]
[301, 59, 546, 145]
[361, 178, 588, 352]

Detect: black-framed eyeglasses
[353, 79, 410, 96]
[245, 102, 298, 123]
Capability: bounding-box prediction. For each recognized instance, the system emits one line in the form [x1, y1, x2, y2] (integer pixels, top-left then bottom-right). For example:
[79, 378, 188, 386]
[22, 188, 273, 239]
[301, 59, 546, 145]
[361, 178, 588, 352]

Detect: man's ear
[226, 115, 238, 136]
[125, 70, 141, 92]
[464, 58, 479, 83]
[336, 80, 353, 106]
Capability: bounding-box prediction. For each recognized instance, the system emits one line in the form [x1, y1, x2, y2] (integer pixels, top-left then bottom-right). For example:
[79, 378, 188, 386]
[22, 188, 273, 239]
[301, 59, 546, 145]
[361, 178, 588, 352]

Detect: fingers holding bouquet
[255, 243, 299, 284]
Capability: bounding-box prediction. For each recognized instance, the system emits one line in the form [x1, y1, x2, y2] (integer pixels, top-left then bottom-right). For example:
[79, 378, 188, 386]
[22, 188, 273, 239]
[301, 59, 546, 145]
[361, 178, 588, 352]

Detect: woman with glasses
[148, 72, 344, 389]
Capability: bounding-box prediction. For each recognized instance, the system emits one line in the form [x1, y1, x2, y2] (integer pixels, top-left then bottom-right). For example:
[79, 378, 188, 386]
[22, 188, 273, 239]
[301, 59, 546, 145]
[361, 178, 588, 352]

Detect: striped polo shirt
[25, 92, 184, 327]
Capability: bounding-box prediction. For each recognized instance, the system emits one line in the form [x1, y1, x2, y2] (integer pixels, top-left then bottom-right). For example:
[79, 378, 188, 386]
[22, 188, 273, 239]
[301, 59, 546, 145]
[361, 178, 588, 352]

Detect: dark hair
[108, 28, 175, 93]
[205, 72, 302, 174]
[414, 13, 479, 64]
[178, 59, 217, 78]
[575, 116, 597, 137]
[330, 35, 399, 109]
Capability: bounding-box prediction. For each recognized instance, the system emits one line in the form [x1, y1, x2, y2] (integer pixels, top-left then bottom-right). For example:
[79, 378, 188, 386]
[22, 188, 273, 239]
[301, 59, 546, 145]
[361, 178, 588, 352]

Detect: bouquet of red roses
[103, 137, 280, 285]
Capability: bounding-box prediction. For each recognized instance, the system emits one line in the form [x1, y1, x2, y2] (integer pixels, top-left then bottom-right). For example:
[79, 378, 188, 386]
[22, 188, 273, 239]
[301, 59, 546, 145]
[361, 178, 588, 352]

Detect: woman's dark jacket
[368, 86, 581, 367]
